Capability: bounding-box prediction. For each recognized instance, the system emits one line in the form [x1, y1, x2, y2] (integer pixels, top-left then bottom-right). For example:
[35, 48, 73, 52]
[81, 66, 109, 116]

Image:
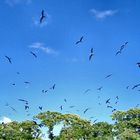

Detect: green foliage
[0, 108, 140, 140]
[112, 108, 140, 140]
[0, 120, 41, 140]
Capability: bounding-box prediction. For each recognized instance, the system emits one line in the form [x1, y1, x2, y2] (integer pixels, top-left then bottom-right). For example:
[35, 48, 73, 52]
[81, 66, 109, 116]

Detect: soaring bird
[115, 50, 121, 56]
[106, 98, 111, 104]
[90, 48, 93, 53]
[89, 54, 93, 61]
[75, 36, 84, 45]
[25, 105, 29, 110]
[132, 84, 140, 90]
[84, 108, 90, 114]
[105, 74, 112, 79]
[18, 99, 28, 103]
[30, 51, 37, 58]
[24, 81, 30, 84]
[84, 89, 91, 94]
[40, 10, 46, 23]
[60, 105, 63, 111]
[69, 106, 75, 108]
[64, 99, 67, 102]
[50, 84, 56, 90]
[5, 56, 12, 64]
[136, 62, 140, 68]
[116, 96, 119, 100]
[97, 86, 103, 91]
[10, 106, 17, 112]
[39, 106, 43, 110]
[107, 105, 113, 108]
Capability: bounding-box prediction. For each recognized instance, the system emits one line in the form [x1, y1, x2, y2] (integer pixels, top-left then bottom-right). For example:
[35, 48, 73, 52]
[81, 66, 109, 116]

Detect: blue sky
[0, 0, 140, 134]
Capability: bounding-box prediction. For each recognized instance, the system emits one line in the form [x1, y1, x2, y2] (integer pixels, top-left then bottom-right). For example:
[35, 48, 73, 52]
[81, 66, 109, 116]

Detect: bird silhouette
[89, 54, 93, 61]
[5, 56, 12, 64]
[50, 84, 56, 90]
[75, 36, 84, 45]
[39, 106, 43, 110]
[40, 10, 46, 23]
[64, 99, 67, 102]
[107, 105, 113, 108]
[106, 98, 111, 104]
[136, 62, 140, 68]
[132, 84, 140, 90]
[105, 74, 112, 79]
[30, 51, 37, 58]
[84, 108, 90, 114]
[60, 105, 63, 111]
[97, 86, 103, 91]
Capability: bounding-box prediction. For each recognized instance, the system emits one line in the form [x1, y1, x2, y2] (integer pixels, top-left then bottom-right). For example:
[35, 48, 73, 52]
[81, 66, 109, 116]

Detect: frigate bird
[75, 36, 84, 45]
[40, 10, 46, 23]
[5, 56, 12, 64]
[30, 51, 37, 58]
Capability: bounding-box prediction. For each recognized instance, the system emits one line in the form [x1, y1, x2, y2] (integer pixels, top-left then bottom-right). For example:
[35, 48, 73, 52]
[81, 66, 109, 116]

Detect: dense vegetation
[0, 108, 140, 140]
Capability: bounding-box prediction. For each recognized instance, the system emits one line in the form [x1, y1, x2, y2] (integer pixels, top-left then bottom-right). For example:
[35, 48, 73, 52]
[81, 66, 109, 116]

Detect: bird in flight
[5, 56, 12, 64]
[75, 36, 84, 45]
[107, 105, 113, 108]
[40, 10, 46, 23]
[89, 48, 94, 61]
[115, 42, 128, 56]
[64, 99, 67, 102]
[39, 106, 43, 111]
[84, 108, 90, 114]
[18, 99, 28, 104]
[30, 51, 37, 58]
[97, 86, 103, 91]
[105, 74, 112, 79]
[84, 89, 91, 94]
[132, 84, 140, 90]
[106, 98, 111, 104]
[50, 84, 56, 90]
[24, 81, 30, 84]
[60, 105, 63, 111]
[136, 62, 140, 68]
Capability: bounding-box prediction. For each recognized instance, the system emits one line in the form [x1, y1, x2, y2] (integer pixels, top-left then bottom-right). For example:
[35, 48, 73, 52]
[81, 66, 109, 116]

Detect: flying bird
[60, 105, 63, 111]
[107, 105, 113, 108]
[40, 10, 46, 23]
[30, 51, 37, 58]
[105, 74, 112, 79]
[75, 36, 84, 45]
[24, 81, 30, 84]
[18, 99, 28, 103]
[132, 84, 140, 90]
[136, 62, 140, 68]
[5, 56, 12, 64]
[64, 99, 67, 102]
[50, 84, 56, 90]
[106, 98, 111, 104]
[84, 108, 90, 114]
[89, 54, 93, 61]
[97, 86, 103, 91]
[84, 89, 91, 94]
[39, 106, 43, 110]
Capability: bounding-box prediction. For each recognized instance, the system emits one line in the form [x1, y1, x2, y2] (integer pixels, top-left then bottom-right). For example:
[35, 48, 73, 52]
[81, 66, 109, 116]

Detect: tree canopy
[0, 108, 140, 140]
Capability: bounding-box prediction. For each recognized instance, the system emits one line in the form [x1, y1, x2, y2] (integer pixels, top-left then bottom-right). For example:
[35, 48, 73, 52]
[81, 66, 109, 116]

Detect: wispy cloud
[90, 9, 117, 19]
[29, 42, 58, 55]
[5, 0, 31, 6]
[0, 117, 12, 124]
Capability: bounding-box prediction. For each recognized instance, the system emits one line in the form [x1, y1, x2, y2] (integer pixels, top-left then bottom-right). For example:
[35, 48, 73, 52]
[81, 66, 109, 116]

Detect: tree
[112, 108, 140, 140]
[0, 120, 42, 140]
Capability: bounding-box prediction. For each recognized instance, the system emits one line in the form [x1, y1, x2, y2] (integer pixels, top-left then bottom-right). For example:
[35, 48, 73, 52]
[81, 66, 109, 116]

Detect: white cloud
[90, 9, 117, 19]
[29, 42, 58, 55]
[5, 0, 31, 6]
[0, 117, 12, 124]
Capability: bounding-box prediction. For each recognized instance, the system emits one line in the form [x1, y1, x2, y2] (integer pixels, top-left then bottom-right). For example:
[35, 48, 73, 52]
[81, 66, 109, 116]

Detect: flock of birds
[1, 9, 140, 125]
